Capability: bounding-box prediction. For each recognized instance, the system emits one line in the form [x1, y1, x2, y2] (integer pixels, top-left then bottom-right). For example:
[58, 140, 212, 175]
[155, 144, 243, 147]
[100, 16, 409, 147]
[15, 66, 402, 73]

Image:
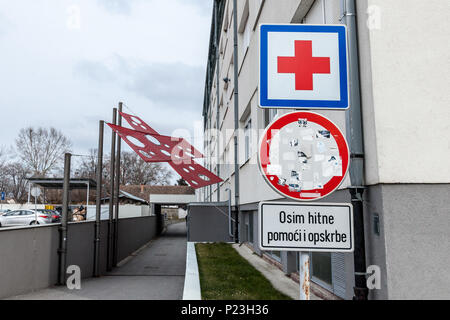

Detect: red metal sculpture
[106, 112, 222, 189]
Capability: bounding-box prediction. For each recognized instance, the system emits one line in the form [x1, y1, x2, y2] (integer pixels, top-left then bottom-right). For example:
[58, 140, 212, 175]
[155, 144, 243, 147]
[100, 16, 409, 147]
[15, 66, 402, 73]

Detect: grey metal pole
[215, 0, 221, 202]
[93, 120, 104, 277]
[225, 188, 233, 238]
[113, 102, 123, 267]
[86, 182, 90, 206]
[107, 108, 117, 271]
[341, 0, 369, 300]
[209, 107, 212, 201]
[58, 153, 71, 285]
[232, 0, 240, 243]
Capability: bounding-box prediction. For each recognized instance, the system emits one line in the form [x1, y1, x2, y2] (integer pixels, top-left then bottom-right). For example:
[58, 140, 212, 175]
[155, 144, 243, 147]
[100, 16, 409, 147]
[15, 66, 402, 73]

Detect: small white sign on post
[259, 202, 353, 252]
[31, 187, 41, 224]
[31, 187, 41, 198]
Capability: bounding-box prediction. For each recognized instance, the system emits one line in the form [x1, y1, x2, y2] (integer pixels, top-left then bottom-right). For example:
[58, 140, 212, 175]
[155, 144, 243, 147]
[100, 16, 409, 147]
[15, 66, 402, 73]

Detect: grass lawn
[195, 243, 292, 300]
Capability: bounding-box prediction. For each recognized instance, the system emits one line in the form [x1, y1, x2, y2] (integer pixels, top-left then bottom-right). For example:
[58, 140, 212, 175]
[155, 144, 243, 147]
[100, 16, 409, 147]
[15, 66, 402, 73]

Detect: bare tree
[0, 148, 8, 193]
[120, 152, 172, 186]
[15, 127, 72, 176]
[5, 162, 30, 203]
[76, 149, 99, 179]
[73, 150, 172, 190]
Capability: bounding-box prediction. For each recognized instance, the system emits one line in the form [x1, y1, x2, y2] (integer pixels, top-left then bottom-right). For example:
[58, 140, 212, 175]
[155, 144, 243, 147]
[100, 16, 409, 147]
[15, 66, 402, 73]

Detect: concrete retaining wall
[0, 216, 158, 299]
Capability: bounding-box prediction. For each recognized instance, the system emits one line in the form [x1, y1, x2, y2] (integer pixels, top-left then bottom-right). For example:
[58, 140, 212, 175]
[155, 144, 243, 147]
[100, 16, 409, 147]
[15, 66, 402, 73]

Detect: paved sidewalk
[232, 244, 321, 300]
[7, 223, 187, 300]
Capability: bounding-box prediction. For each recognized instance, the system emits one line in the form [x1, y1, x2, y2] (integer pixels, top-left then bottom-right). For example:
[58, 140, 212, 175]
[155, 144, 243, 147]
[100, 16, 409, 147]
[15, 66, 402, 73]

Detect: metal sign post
[258, 201, 354, 301]
[256, 111, 351, 300]
[1, 191, 4, 211]
[299, 252, 310, 300]
[31, 187, 41, 223]
[257, 24, 352, 301]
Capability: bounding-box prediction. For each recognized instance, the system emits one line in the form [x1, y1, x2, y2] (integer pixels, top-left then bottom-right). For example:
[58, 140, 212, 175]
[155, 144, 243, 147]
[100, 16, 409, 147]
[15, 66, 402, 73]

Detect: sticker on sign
[259, 202, 353, 252]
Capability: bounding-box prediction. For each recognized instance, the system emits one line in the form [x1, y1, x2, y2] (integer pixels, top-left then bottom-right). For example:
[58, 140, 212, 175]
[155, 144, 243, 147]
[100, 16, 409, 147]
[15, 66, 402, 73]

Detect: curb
[182, 242, 201, 300]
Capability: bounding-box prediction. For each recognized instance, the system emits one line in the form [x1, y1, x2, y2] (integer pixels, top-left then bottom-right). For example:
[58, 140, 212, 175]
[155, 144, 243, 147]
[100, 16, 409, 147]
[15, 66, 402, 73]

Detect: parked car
[0, 210, 52, 227]
[37, 209, 61, 223]
[0, 209, 11, 216]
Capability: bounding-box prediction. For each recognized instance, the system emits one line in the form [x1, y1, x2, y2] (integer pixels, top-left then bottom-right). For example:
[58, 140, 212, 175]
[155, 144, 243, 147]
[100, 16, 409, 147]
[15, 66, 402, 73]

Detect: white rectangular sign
[259, 202, 353, 252]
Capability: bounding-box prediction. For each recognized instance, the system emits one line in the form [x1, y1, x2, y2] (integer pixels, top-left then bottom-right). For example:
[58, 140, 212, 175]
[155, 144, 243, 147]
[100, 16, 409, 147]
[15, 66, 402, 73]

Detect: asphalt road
[8, 222, 187, 300]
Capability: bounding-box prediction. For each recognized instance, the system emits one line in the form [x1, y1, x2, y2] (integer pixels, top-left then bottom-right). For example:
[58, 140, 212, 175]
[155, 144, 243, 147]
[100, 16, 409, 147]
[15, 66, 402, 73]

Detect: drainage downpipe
[225, 188, 233, 238]
[214, 0, 221, 202]
[58, 153, 71, 285]
[232, 0, 240, 244]
[341, 0, 369, 300]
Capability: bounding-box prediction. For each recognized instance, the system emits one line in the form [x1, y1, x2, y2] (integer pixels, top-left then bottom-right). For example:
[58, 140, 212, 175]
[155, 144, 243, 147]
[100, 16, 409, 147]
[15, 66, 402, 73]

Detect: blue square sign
[259, 24, 348, 109]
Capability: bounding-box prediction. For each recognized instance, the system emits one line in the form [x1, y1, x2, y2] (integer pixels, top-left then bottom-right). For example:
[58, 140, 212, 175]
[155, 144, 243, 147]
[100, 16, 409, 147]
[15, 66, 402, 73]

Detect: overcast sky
[0, 0, 212, 159]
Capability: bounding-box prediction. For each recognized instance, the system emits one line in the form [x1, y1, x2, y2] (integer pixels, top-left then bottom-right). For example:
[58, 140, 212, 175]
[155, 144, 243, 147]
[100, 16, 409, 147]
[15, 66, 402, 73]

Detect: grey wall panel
[98, 222, 109, 275]
[0, 216, 158, 299]
[66, 221, 95, 279]
[0, 225, 59, 299]
[381, 184, 450, 299]
[363, 184, 388, 299]
[187, 205, 233, 242]
[117, 216, 157, 262]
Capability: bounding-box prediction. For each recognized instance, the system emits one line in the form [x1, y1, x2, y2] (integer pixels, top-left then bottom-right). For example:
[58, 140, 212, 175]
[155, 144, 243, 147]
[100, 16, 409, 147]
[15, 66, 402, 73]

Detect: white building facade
[199, 0, 450, 300]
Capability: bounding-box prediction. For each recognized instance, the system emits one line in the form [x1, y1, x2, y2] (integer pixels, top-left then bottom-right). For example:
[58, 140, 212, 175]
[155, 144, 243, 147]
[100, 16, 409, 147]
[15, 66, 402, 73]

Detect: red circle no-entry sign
[258, 111, 349, 201]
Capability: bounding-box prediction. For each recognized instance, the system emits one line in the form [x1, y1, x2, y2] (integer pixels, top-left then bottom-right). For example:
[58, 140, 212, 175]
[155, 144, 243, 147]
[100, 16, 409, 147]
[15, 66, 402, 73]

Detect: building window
[311, 252, 333, 287]
[296, 252, 333, 289]
[268, 251, 281, 262]
[244, 117, 252, 162]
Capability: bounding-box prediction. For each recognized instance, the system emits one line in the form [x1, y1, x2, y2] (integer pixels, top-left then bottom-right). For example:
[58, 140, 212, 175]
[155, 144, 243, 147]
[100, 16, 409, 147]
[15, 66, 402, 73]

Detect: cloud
[0, 0, 211, 163]
[74, 56, 205, 111]
[74, 60, 116, 82]
[97, 0, 212, 16]
[183, 0, 214, 15]
[96, 0, 136, 15]
[0, 12, 13, 38]
[129, 62, 205, 110]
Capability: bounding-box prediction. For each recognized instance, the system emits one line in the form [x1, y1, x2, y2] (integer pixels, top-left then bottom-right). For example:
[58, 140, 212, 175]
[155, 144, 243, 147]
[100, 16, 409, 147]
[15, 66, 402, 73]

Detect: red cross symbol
[277, 40, 331, 91]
